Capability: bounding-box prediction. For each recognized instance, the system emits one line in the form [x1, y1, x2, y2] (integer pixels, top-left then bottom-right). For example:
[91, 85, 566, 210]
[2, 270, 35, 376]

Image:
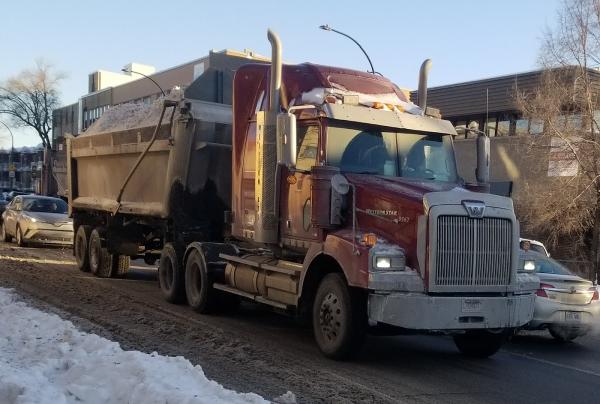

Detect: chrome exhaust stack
[418, 59, 432, 111]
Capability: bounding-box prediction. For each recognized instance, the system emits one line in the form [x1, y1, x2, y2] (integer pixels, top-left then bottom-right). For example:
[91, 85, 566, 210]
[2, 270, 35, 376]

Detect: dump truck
[67, 29, 538, 359]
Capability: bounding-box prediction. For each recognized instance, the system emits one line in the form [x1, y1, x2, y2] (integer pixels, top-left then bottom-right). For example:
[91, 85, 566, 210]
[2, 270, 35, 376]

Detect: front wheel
[453, 330, 505, 357]
[312, 273, 366, 360]
[16, 225, 26, 247]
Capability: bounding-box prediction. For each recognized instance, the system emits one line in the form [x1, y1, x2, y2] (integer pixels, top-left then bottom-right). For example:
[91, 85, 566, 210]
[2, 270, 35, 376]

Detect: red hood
[346, 174, 460, 273]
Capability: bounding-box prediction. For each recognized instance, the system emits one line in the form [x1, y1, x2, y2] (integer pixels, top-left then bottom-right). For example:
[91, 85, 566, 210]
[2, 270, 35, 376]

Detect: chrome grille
[435, 216, 512, 287]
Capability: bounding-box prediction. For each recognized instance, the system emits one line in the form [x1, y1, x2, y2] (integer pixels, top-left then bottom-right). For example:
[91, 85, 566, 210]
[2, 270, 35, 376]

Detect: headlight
[375, 257, 391, 269]
[523, 260, 536, 271]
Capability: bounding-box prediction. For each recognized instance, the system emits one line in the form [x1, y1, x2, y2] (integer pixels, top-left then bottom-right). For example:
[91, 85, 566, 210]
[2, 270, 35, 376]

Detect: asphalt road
[1, 242, 600, 403]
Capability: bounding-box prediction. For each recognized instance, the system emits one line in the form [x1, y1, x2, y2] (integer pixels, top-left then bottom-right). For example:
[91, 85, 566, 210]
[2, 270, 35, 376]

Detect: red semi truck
[67, 30, 537, 359]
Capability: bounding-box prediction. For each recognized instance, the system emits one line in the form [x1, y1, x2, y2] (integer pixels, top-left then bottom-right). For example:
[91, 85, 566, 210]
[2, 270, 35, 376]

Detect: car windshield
[326, 122, 458, 181]
[23, 198, 68, 214]
[529, 244, 547, 255]
[521, 255, 574, 275]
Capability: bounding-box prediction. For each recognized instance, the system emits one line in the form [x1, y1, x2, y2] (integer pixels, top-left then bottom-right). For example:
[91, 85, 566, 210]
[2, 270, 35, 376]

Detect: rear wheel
[453, 330, 505, 357]
[312, 273, 367, 360]
[185, 248, 219, 313]
[158, 243, 185, 303]
[549, 326, 581, 342]
[89, 228, 114, 278]
[74, 225, 92, 272]
[15, 225, 26, 247]
[112, 255, 130, 278]
[1, 222, 10, 242]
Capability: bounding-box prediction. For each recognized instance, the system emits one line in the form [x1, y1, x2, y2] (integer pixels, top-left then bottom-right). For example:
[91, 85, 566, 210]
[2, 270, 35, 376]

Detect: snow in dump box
[0, 287, 293, 404]
[82, 87, 184, 137]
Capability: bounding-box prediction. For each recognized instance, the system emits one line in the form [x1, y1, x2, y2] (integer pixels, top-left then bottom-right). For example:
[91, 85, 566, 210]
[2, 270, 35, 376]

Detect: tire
[113, 255, 130, 278]
[312, 273, 367, 360]
[549, 326, 581, 342]
[16, 225, 26, 247]
[453, 330, 505, 357]
[158, 243, 186, 303]
[1, 222, 10, 242]
[74, 225, 92, 272]
[88, 228, 114, 278]
[184, 248, 219, 313]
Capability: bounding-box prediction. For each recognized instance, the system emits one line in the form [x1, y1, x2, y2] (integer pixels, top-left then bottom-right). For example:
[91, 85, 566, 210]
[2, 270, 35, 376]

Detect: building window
[529, 119, 544, 135]
[455, 121, 466, 138]
[515, 118, 529, 136]
[497, 118, 511, 136]
[486, 117, 497, 137]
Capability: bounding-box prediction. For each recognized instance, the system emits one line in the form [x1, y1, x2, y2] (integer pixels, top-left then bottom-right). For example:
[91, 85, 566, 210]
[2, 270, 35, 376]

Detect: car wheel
[184, 248, 221, 313]
[453, 330, 506, 357]
[1, 222, 10, 242]
[549, 326, 581, 342]
[88, 228, 114, 278]
[312, 273, 367, 360]
[16, 225, 27, 247]
[159, 243, 186, 303]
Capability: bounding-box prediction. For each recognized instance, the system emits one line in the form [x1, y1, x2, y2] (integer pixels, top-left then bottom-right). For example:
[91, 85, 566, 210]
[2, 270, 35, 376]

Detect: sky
[0, 0, 561, 148]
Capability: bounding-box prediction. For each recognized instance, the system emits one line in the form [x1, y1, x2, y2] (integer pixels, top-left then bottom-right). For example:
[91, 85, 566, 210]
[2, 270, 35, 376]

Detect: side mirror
[277, 112, 297, 167]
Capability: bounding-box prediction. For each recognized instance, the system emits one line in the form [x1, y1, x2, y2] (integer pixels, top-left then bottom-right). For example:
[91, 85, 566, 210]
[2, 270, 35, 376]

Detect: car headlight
[523, 260, 536, 271]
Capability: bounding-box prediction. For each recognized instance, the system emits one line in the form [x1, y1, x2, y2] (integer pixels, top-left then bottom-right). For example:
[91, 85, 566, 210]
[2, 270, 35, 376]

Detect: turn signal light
[361, 233, 378, 247]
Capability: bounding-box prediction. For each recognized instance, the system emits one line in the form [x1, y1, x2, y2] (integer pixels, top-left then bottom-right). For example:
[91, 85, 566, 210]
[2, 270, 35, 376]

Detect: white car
[520, 237, 550, 257]
[520, 251, 600, 341]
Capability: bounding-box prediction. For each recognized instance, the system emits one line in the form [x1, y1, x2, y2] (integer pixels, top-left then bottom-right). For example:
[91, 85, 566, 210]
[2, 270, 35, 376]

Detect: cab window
[296, 125, 319, 172]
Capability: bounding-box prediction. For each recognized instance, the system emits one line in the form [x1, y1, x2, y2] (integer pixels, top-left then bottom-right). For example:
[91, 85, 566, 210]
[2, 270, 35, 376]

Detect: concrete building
[0, 147, 43, 193]
[51, 49, 269, 195]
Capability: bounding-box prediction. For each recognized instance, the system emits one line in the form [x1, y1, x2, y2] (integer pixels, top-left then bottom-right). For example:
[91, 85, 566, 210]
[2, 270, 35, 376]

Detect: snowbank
[0, 287, 269, 404]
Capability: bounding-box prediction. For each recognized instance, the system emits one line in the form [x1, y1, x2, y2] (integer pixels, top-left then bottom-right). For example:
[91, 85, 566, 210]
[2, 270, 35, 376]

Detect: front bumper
[368, 292, 535, 330]
[527, 298, 600, 329]
[23, 226, 73, 245]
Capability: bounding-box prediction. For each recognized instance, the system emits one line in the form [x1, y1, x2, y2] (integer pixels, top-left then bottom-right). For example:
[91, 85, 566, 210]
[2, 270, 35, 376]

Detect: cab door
[280, 124, 321, 248]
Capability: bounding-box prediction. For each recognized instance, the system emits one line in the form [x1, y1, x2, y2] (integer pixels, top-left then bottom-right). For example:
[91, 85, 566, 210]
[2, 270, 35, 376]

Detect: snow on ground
[0, 287, 273, 404]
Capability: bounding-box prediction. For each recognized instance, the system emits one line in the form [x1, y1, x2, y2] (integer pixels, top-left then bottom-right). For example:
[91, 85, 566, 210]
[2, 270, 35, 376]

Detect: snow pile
[83, 87, 184, 136]
[0, 287, 268, 404]
[299, 87, 422, 115]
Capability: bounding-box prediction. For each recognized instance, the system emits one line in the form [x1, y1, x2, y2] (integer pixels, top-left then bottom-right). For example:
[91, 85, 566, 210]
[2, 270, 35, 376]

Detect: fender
[300, 229, 371, 293]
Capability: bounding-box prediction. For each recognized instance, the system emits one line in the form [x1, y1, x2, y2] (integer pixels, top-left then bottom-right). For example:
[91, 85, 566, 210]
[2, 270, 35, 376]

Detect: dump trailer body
[69, 99, 232, 222]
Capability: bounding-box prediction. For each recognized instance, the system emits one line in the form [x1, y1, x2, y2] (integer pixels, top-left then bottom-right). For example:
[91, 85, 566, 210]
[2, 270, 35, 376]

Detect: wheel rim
[163, 259, 174, 290]
[90, 236, 99, 270]
[189, 261, 201, 303]
[76, 234, 85, 263]
[319, 292, 343, 343]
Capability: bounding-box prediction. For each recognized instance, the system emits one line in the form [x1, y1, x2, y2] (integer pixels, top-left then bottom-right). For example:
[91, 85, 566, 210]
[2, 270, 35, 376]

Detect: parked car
[0, 195, 73, 247]
[5, 190, 32, 202]
[519, 251, 600, 341]
[520, 237, 550, 257]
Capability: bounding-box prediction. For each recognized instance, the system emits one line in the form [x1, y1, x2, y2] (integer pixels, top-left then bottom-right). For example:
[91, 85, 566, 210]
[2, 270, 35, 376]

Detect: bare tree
[517, 0, 600, 279]
[0, 59, 64, 149]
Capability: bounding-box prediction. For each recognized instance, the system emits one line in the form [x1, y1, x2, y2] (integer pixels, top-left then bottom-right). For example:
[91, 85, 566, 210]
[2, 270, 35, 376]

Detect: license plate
[565, 311, 581, 322]
[462, 299, 482, 313]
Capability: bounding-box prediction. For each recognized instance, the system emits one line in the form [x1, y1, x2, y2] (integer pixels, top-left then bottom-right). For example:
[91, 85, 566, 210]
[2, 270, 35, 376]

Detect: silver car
[520, 251, 600, 341]
[1, 195, 73, 247]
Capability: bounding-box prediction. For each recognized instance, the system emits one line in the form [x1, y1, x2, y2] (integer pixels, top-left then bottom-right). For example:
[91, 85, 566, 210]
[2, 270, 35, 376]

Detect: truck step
[212, 283, 288, 310]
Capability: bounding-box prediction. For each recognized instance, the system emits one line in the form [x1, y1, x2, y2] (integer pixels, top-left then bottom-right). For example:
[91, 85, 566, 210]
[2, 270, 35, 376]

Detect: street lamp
[0, 120, 15, 190]
[121, 68, 166, 97]
[319, 24, 376, 74]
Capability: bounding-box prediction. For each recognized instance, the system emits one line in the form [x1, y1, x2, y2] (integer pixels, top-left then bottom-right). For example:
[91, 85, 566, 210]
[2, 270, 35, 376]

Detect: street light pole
[319, 24, 376, 74]
[121, 68, 166, 97]
[0, 120, 15, 190]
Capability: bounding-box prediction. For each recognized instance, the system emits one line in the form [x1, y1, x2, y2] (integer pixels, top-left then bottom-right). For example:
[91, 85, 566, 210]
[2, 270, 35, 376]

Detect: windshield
[326, 123, 458, 181]
[23, 198, 68, 214]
